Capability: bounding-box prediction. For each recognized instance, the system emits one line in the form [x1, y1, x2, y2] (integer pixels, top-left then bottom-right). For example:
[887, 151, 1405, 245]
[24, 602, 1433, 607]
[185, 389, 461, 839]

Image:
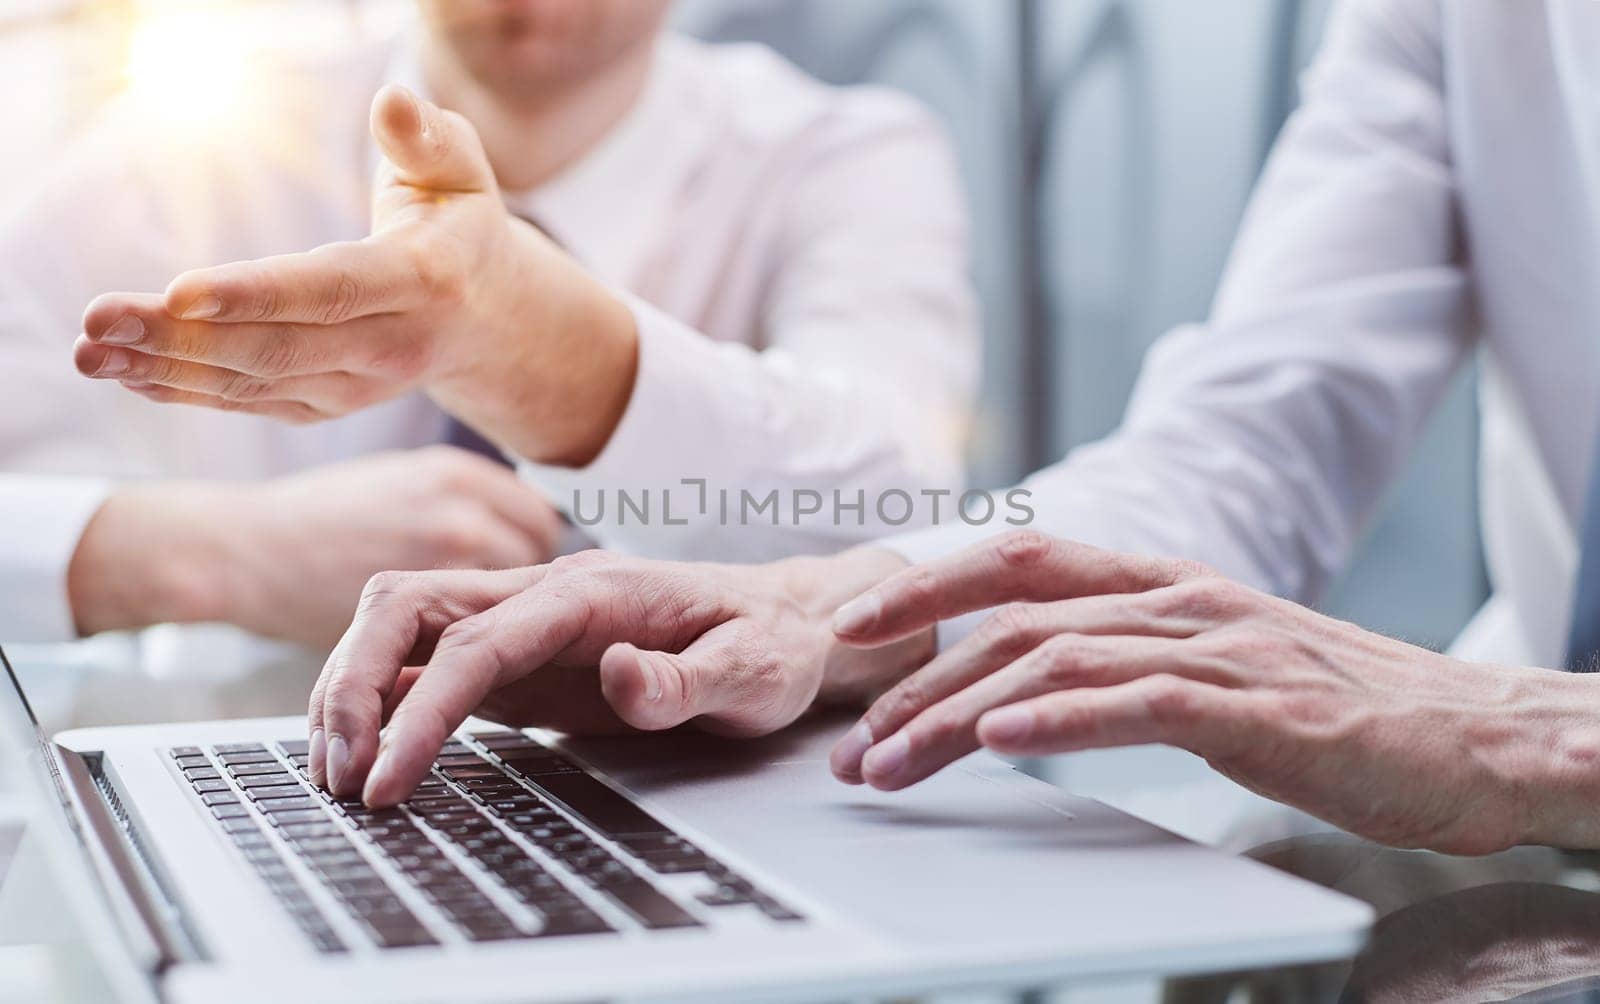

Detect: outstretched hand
[76, 85, 636, 466]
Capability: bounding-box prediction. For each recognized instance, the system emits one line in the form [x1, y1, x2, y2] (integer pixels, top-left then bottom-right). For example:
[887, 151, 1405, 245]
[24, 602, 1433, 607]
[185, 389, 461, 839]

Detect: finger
[163, 237, 429, 324]
[116, 378, 329, 426]
[833, 593, 1207, 782]
[858, 634, 1190, 791]
[833, 531, 1209, 647]
[381, 667, 425, 726]
[599, 619, 809, 737]
[83, 296, 400, 378]
[309, 566, 537, 791]
[370, 85, 495, 194]
[976, 675, 1252, 760]
[359, 581, 599, 806]
[76, 338, 371, 413]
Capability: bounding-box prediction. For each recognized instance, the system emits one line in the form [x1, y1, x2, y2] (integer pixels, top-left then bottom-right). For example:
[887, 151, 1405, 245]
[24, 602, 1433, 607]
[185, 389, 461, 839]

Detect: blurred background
[0, 0, 1487, 653]
[0, 2, 1487, 997]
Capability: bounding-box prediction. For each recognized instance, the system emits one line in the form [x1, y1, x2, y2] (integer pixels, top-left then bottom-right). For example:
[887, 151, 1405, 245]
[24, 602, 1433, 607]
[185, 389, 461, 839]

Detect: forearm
[67, 482, 239, 636]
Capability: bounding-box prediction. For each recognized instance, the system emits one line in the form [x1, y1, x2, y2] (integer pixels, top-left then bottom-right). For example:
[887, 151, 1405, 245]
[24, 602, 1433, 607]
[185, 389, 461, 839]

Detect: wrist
[429, 222, 639, 466]
[67, 482, 240, 635]
[1520, 670, 1600, 848]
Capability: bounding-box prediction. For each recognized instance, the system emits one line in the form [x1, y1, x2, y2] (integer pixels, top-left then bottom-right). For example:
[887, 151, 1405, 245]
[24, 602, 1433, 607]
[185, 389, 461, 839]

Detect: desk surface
[7, 641, 1600, 1003]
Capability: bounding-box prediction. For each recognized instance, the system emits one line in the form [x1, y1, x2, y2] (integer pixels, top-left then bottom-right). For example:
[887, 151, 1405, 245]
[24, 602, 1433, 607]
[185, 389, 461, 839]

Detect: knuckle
[217, 369, 271, 402]
[897, 565, 942, 611]
[978, 604, 1040, 656]
[245, 266, 284, 319]
[320, 272, 364, 324]
[251, 326, 306, 375]
[1143, 676, 1196, 726]
[1172, 558, 1218, 582]
[1036, 633, 1096, 685]
[872, 680, 927, 730]
[994, 529, 1057, 571]
[367, 337, 431, 381]
[428, 448, 488, 492]
[360, 570, 419, 606]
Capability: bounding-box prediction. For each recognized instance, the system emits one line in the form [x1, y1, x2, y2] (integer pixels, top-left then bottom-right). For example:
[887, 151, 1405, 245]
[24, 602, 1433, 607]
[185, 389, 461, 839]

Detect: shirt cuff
[0, 475, 112, 643]
[518, 296, 762, 551]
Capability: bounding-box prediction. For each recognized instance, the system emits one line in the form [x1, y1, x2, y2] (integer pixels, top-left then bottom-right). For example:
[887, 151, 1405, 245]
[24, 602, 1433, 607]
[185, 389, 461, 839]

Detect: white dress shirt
[896, 0, 1593, 670]
[0, 32, 977, 645]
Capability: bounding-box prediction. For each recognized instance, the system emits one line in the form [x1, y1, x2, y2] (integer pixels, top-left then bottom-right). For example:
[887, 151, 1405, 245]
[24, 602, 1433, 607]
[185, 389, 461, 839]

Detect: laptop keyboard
[168, 731, 803, 952]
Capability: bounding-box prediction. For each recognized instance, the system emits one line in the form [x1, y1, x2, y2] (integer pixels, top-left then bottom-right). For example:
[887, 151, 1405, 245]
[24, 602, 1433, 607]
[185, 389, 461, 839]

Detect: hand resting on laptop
[309, 547, 929, 807]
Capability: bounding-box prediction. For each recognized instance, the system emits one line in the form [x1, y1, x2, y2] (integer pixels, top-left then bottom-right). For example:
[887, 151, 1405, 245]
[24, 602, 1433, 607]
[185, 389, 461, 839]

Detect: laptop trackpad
[557, 715, 1195, 949]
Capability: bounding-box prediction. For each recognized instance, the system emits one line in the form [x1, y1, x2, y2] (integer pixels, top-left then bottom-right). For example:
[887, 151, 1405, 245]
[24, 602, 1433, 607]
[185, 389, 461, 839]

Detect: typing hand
[829, 530, 1600, 854]
[75, 85, 637, 467]
[309, 547, 926, 806]
[68, 446, 562, 648]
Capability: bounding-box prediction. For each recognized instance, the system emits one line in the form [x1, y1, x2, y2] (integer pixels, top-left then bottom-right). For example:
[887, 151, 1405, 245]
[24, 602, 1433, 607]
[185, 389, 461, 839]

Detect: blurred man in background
[2, 0, 976, 657]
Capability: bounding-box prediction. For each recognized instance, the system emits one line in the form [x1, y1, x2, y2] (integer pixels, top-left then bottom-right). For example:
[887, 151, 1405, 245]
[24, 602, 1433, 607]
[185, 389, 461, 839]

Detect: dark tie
[443, 417, 511, 467]
[1566, 444, 1600, 670]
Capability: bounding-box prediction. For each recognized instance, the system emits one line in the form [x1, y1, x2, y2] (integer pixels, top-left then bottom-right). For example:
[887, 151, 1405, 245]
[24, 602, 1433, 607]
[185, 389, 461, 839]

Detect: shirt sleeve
[0, 107, 205, 642]
[519, 98, 980, 563]
[0, 476, 112, 643]
[887, 0, 1471, 644]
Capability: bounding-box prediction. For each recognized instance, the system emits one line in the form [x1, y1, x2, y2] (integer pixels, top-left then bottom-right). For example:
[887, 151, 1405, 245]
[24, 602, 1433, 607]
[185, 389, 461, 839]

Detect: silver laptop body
[0, 645, 1371, 1003]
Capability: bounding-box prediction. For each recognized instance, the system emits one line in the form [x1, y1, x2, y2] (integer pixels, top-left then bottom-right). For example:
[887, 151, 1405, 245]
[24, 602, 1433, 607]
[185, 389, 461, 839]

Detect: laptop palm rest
[559, 714, 1370, 968]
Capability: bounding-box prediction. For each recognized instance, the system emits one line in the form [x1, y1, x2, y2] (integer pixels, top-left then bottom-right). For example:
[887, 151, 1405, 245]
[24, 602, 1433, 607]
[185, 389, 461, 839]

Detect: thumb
[599, 624, 809, 736]
[369, 84, 494, 193]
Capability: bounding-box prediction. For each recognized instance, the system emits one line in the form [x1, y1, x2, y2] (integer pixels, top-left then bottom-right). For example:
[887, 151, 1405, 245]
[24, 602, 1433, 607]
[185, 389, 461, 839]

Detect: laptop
[0, 644, 1372, 1002]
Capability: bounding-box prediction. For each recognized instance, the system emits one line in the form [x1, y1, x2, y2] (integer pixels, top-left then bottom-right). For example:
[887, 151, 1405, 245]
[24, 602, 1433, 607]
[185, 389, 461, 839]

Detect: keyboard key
[214, 742, 267, 754]
[228, 762, 291, 778]
[218, 751, 279, 766]
[168, 746, 202, 759]
[174, 755, 211, 770]
[237, 773, 298, 789]
[211, 804, 251, 820]
[603, 880, 702, 930]
[277, 739, 311, 756]
[191, 779, 231, 794]
[529, 772, 671, 840]
[182, 766, 221, 781]
[200, 790, 239, 807]
[267, 809, 328, 826]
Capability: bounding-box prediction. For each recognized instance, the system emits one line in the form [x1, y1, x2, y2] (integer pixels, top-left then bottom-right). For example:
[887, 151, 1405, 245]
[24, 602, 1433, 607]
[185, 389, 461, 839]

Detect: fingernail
[861, 731, 909, 783]
[98, 315, 144, 345]
[638, 654, 662, 702]
[95, 348, 131, 377]
[326, 734, 350, 793]
[179, 294, 221, 320]
[981, 706, 1034, 745]
[832, 592, 882, 636]
[364, 742, 394, 806]
[308, 728, 326, 784]
[830, 721, 873, 782]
